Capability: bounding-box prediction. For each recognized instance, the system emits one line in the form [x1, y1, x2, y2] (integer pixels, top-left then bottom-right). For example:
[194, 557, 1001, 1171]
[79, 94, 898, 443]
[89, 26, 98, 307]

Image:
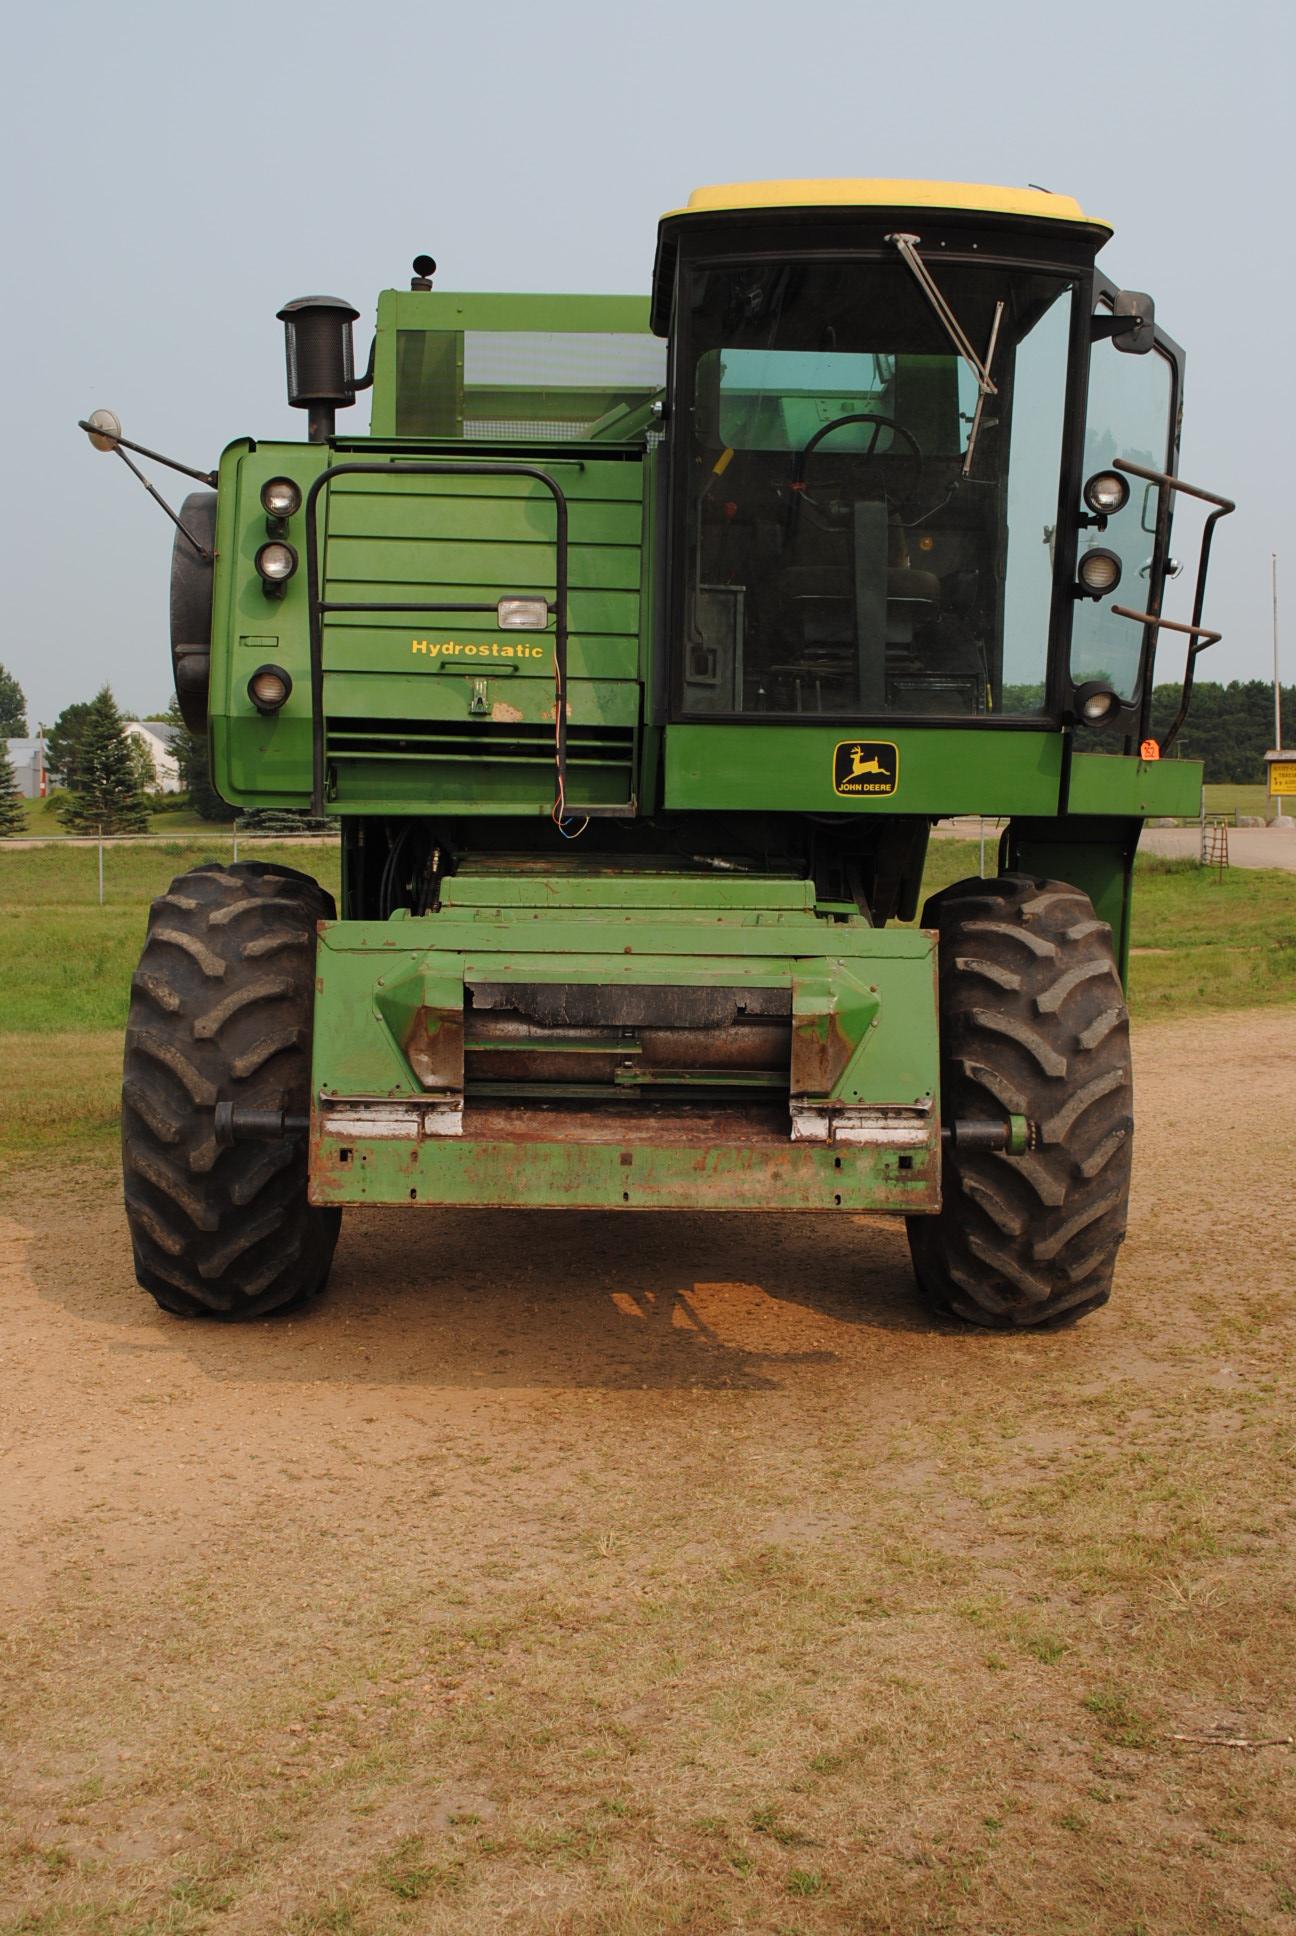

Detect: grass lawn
[12, 794, 239, 838]
[0, 837, 1291, 1167]
[1202, 783, 1273, 820]
[0, 840, 339, 1164]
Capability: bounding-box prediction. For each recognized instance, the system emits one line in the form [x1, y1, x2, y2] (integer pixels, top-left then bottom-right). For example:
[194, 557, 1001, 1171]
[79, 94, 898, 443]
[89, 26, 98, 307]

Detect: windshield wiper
[886, 232, 1003, 477]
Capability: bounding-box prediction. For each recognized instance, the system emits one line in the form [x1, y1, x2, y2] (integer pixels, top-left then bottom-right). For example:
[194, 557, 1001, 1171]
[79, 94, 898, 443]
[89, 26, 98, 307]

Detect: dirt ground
[2, 1008, 1294, 1935]
[935, 818, 1296, 872]
[1139, 825, 1296, 871]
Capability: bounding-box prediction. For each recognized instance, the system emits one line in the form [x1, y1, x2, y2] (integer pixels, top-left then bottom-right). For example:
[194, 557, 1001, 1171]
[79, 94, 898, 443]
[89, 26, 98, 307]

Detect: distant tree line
[1003, 678, 1291, 782]
[1144, 680, 1292, 783]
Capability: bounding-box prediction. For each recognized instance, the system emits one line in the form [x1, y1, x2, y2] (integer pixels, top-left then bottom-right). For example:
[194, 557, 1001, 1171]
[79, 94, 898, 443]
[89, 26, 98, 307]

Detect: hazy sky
[2, 0, 1291, 729]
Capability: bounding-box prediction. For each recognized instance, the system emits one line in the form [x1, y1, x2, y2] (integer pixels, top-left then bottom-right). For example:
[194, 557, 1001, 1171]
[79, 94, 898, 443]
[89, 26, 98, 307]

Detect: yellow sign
[1268, 759, 1296, 797]
[411, 639, 544, 660]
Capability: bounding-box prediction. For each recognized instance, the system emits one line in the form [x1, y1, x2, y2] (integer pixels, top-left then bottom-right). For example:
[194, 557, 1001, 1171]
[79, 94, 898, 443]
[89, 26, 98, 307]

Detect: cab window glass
[1072, 326, 1174, 699]
[679, 256, 1074, 719]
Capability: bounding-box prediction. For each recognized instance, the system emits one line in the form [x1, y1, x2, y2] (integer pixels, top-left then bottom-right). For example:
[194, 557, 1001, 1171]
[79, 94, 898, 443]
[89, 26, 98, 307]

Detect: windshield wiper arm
[960, 299, 1004, 478]
[887, 232, 999, 393]
[887, 232, 1005, 479]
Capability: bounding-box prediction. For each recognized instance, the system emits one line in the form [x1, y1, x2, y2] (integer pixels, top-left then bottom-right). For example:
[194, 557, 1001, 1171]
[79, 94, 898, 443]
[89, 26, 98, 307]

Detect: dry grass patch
[0, 1031, 122, 1163]
[1, 1015, 1294, 1934]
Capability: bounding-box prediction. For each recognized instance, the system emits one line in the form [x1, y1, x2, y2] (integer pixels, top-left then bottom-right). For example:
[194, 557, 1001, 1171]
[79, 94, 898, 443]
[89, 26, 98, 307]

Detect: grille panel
[326, 717, 634, 767]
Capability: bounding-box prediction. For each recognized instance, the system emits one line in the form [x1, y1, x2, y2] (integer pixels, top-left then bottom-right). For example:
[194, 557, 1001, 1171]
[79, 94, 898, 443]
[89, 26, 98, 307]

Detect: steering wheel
[791, 412, 924, 507]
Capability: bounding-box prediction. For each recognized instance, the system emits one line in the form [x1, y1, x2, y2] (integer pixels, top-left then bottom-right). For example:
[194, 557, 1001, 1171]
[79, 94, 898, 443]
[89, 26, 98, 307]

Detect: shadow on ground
[23, 1182, 974, 1392]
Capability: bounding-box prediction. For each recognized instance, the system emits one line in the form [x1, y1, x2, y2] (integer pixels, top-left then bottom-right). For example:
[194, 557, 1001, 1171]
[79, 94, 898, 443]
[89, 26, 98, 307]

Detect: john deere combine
[85, 179, 1232, 1327]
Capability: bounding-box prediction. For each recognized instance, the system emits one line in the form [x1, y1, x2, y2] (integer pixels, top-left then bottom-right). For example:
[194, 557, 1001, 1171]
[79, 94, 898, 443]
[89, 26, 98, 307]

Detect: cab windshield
[677, 255, 1076, 718]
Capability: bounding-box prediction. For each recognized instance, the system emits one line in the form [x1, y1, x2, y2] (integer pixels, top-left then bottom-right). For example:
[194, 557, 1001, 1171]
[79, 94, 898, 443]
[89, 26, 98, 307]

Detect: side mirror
[1093, 290, 1156, 355]
[85, 408, 123, 451]
[1112, 288, 1155, 355]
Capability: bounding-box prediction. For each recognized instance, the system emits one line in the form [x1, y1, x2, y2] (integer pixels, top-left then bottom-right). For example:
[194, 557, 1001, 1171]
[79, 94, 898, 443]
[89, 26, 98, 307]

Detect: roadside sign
[1264, 751, 1296, 797]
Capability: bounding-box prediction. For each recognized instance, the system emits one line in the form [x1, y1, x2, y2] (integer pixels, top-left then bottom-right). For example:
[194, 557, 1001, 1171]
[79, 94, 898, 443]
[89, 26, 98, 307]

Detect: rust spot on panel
[790, 1006, 852, 1097]
[404, 1008, 465, 1091]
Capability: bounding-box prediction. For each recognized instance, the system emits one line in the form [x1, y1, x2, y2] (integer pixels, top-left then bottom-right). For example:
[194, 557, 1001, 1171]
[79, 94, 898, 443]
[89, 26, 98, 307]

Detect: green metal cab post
[100, 178, 1230, 1328]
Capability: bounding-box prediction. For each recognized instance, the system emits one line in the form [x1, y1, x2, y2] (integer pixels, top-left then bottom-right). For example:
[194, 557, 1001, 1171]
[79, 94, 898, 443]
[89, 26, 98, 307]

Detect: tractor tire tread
[121, 862, 340, 1319]
[907, 872, 1132, 1329]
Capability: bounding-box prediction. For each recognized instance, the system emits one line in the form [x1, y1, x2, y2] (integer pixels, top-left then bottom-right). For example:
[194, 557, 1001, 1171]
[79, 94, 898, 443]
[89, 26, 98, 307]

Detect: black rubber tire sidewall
[121, 861, 340, 1320]
[170, 490, 217, 734]
[907, 873, 1133, 1330]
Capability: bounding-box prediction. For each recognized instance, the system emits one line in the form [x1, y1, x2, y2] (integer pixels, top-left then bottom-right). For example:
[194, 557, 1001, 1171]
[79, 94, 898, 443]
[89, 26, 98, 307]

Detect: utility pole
[1275, 553, 1284, 822]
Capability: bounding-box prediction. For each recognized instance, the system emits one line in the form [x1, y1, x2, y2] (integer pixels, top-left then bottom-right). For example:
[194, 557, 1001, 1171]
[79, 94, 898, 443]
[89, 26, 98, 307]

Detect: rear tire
[170, 490, 217, 733]
[122, 861, 340, 1319]
[907, 873, 1132, 1329]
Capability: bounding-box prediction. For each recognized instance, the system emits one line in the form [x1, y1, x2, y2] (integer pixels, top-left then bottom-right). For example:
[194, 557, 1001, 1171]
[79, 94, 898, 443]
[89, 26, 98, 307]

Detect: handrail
[303, 460, 569, 816]
[1113, 459, 1235, 753]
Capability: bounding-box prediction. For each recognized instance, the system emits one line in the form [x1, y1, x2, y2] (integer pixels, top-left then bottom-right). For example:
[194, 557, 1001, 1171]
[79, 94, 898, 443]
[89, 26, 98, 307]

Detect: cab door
[1071, 286, 1182, 740]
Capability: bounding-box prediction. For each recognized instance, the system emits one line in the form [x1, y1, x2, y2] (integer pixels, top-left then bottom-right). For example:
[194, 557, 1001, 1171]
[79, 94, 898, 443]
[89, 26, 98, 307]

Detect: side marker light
[247, 665, 293, 714]
[255, 539, 298, 596]
[1074, 680, 1121, 726]
[1076, 547, 1122, 598]
[497, 597, 549, 629]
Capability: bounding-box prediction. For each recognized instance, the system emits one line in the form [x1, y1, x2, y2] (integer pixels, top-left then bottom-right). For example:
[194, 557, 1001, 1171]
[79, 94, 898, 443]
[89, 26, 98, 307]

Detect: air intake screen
[396, 329, 666, 440]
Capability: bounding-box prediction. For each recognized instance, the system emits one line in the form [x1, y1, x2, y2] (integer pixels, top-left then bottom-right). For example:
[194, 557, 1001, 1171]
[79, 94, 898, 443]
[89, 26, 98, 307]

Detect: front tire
[908, 873, 1132, 1329]
[122, 862, 340, 1319]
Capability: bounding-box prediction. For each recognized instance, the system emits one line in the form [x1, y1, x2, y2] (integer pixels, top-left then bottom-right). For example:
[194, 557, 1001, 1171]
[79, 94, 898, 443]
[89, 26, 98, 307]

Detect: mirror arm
[76, 420, 217, 488]
[110, 445, 215, 561]
[1091, 314, 1139, 342]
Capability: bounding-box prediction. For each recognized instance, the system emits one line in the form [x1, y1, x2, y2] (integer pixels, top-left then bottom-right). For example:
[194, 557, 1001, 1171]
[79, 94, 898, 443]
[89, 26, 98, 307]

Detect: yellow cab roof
[662, 178, 1111, 233]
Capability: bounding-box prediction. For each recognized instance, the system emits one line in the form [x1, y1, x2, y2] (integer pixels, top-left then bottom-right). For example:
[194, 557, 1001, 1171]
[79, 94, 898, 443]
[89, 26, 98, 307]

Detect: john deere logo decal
[833, 740, 899, 797]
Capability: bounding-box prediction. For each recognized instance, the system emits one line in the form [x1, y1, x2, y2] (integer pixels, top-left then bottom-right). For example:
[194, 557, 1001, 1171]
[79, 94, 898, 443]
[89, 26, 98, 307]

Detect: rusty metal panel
[310, 1101, 938, 1214]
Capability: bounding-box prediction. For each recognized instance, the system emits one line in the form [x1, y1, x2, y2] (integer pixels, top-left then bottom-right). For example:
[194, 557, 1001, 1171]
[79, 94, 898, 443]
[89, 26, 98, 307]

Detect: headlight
[247, 665, 293, 714]
[1076, 547, 1122, 598]
[1074, 680, 1121, 726]
[497, 596, 549, 629]
[260, 477, 302, 519]
[1083, 470, 1130, 517]
[255, 539, 298, 593]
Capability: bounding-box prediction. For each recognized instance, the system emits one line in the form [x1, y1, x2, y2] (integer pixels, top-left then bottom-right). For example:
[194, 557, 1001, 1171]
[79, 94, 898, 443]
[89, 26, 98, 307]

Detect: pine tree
[46, 699, 95, 793]
[58, 688, 150, 834]
[0, 664, 27, 738]
[0, 743, 27, 836]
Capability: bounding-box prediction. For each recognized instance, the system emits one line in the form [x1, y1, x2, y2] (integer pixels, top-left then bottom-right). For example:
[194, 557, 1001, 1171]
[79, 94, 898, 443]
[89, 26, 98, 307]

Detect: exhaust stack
[276, 294, 360, 443]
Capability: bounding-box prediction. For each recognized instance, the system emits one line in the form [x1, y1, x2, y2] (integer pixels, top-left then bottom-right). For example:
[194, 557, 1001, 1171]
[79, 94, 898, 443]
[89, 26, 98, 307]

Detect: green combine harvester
[84, 178, 1232, 1328]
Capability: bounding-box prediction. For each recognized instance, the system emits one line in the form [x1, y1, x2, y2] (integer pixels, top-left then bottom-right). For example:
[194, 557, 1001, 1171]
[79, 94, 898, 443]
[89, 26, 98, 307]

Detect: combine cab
[89, 179, 1232, 1327]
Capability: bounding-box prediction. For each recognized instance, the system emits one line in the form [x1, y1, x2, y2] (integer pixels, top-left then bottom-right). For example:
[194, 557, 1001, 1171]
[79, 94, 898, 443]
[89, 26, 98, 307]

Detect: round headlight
[247, 665, 293, 714]
[1074, 680, 1121, 726]
[260, 476, 302, 519]
[1076, 547, 1122, 598]
[1083, 470, 1130, 517]
[255, 539, 298, 584]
